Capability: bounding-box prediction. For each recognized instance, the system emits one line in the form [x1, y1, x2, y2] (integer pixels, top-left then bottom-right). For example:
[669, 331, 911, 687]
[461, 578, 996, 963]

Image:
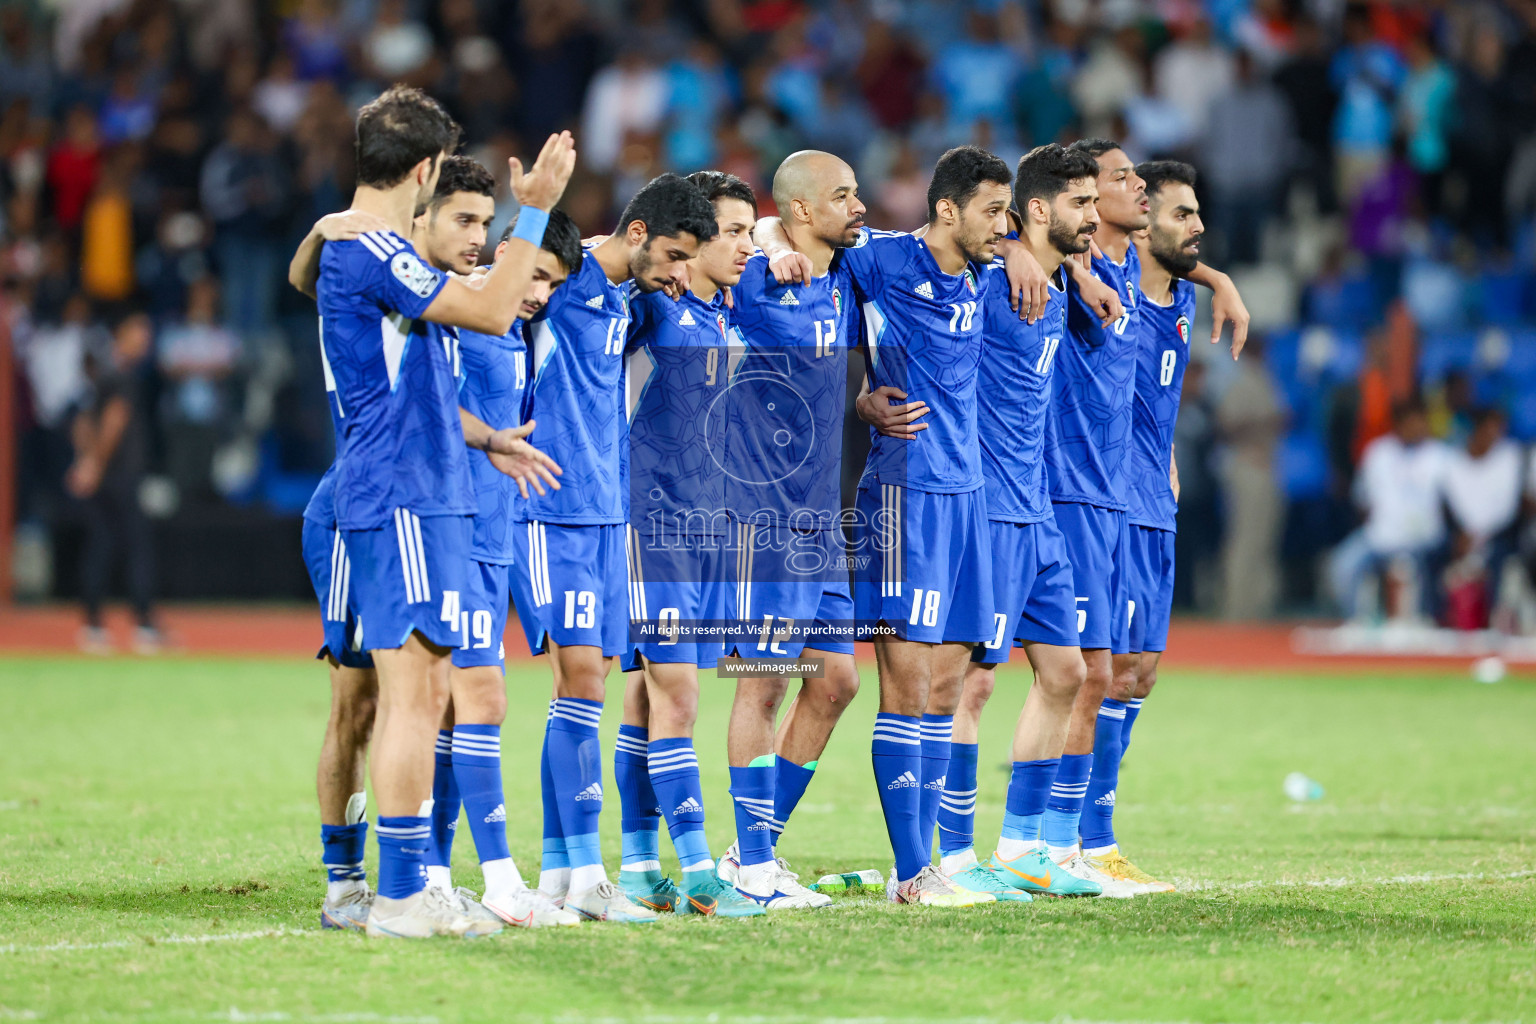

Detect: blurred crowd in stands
[6, 0, 1536, 625]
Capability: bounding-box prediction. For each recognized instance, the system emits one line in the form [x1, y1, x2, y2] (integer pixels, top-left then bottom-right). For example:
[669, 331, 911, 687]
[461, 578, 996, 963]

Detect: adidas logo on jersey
[674, 797, 703, 814]
[915, 281, 934, 299]
[1094, 789, 1116, 807]
[586, 294, 605, 308]
[574, 782, 603, 801]
[924, 775, 947, 791]
[484, 803, 506, 824]
[679, 309, 696, 326]
[886, 771, 919, 790]
[779, 290, 799, 306]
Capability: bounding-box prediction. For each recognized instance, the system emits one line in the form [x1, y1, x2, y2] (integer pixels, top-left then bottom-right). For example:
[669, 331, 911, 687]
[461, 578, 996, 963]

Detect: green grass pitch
[1, 655, 1533, 1023]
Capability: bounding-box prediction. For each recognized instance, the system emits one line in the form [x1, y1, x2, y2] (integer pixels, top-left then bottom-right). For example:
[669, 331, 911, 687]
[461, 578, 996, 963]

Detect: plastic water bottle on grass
[1283, 771, 1324, 802]
[811, 870, 884, 892]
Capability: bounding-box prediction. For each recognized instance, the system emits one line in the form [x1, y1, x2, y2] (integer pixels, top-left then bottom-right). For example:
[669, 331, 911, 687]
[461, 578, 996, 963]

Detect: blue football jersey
[460, 323, 529, 563]
[317, 230, 474, 530]
[843, 228, 986, 494]
[303, 463, 338, 527]
[1045, 243, 1141, 510]
[978, 262, 1068, 523]
[723, 252, 853, 530]
[626, 287, 735, 538]
[523, 250, 631, 525]
[1126, 278, 1196, 531]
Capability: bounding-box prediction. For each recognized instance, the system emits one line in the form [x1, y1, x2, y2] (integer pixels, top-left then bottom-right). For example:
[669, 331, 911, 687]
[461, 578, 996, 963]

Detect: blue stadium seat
[1418, 330, 1477, 382]
[1278, 430, 1330, 500]
[1477, 267, 1528, 325]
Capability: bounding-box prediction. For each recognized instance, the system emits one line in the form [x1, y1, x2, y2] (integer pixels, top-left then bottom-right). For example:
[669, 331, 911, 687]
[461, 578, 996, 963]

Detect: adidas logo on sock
[586, 294, 605, 308]
[779, 290, 799, 306]
[674, 797, 703, 814]
[484, 803, 506, 824]
[915, 281, 934, 300]
[1094, 789, 1116, 807]
[747, 821, 774, 831]
[886, 771, 919, 790]
[925, 775, 947, 790]
[574, 782, 603, 801]
[679, 309, 696, 326]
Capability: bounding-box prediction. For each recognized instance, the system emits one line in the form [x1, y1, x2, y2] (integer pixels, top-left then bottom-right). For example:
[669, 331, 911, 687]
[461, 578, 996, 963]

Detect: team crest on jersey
[716, 312, 728, 339]
[963, 269, 977, 295]
[1126, 280, 1136, 304]
[390, 252, 439, 298]
[1176, 315, 1191, 345]
[832, 287, 842, 317]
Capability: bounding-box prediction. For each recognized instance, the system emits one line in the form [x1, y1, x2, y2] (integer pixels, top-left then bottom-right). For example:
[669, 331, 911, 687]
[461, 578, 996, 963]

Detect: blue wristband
[511, 207, 549, 246]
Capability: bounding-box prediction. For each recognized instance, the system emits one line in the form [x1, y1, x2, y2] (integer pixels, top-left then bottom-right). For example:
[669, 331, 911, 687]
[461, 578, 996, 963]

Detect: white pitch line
[1177, 868, 1536, 892]
[0, 927, 318, 955]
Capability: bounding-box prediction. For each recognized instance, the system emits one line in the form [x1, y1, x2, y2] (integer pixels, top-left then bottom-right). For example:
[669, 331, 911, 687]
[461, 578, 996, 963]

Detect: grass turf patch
[1, 656, 1532, 1023]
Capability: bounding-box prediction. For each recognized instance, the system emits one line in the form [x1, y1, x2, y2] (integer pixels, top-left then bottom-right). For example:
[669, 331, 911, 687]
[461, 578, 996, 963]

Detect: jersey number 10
[947, 302, 977, 333]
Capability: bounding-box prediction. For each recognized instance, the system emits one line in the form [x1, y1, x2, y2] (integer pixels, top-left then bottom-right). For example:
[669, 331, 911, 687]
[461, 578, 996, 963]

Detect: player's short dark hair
[1013, 144, 1101, 211]
[1392, 395, 1428, 423]
[617, 173, 719, 244]
[501, 208, 583, 275]
[926, 145, 1012, 221]
[1138, 160, 1199, 203]
[355, 85, 461, 189]
[430, 155, 496, 210]
[685, 170, 758, 218]
[1067, 138, 1122, 161]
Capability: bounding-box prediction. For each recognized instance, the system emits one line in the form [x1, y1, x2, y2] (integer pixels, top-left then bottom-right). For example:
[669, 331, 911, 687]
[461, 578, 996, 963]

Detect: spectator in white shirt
[1443, 408, 1523, 616]
[1329, 397, 1450, 620]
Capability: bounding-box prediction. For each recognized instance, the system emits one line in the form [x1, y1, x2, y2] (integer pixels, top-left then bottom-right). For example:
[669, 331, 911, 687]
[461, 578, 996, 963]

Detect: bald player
[714, 151, 866, 909]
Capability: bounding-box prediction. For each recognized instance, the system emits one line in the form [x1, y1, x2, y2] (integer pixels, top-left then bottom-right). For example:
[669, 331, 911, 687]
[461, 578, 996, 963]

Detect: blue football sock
[427, 730, 458, 872]
[729, 758, 776, 869]
[615, 723, 662, 876]
[999, 757, 1059, 848]
[1081, 700, 1126, 850]
[918, 714, 952, 861]
[375, 815, 430, 900]
[538, 702, 567, 877]
[1121, 697, 1144, 754]
[872, 713, 925, 881]
[320, 822, 367, 884]
[936, 741, 979, 857]
[649, 736, 713, 873]
[771, 755, 816, 847]
[1042, 753, 1093, 853]
[547, 697, 605, 886]
[452, 724, 511, 865]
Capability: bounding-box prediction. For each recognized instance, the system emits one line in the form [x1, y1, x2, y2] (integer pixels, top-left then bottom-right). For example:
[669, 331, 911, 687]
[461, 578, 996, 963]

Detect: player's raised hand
[857, 386, 929, 440]
[767, 249, 813, 286]
[1077, 271, 1123, 328]
[315, 210, 390, 241]
[485, 420, 563, 498]
[1209, 276, 1250, 359]
[510, 131, 577, 211]
[1000, 239, 1049, 324]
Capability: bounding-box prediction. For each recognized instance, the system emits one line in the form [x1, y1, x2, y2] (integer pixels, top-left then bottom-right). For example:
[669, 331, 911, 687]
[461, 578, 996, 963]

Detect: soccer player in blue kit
[310, 86, 573, 939]
[290, 156, 571, 930]
[521, 173, 719, 923]
[1076, 161, 1203, 894]
[710, 151, 865, 911]
[1043, 140, 1248, 896]
[926, 144, 1109, 901]
[612, 170, 764, 919]
[759, 146, 1014, 906]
